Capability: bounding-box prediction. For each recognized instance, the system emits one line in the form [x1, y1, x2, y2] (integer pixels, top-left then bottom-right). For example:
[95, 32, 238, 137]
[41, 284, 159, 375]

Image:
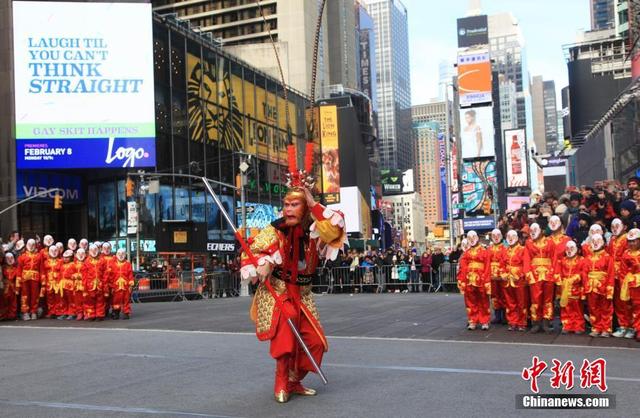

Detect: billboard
[457, 15, 489, 48]
[186, 53, 298, 163]
[504, 129, 529, 188]
[381, 169, 414, 196]
[460, 106, 495, 159]
[13, 1, 156, 169]
[320, 105, 340, 204]
[463, 217, 495, 231]
[328, 186, 370, 236]
[506, 196, 530, 212]
[461, 159, 497, 216]
[457, 51, 492, 106]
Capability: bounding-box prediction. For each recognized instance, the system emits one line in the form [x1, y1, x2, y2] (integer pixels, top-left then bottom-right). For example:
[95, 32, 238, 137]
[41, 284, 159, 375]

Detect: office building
[381, 192, 425, 249]
[326, 0, 358, 90]
[531, 77, 559, 153]
[152, 0, 331, 97]
[591, 0, 615, 30]
[411, 119, 441, 231]
[364, 0, 412, 171]
[488, 12, 528, 131]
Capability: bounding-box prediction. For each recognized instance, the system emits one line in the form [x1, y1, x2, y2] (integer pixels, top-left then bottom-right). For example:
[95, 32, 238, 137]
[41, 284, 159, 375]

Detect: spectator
[420, 250, 432, 292]
[431, 247, 446, 290]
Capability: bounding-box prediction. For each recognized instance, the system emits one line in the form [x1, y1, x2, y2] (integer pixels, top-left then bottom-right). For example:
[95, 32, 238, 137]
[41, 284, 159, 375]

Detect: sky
[403, 0, 592, 105]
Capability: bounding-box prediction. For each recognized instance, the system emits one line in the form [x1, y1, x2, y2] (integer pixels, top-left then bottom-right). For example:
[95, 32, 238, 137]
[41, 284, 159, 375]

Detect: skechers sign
[12, 2, 156, 169]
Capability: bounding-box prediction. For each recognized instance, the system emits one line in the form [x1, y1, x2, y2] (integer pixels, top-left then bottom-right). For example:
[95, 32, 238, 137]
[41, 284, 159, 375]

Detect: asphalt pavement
[1, 293, 638, 417]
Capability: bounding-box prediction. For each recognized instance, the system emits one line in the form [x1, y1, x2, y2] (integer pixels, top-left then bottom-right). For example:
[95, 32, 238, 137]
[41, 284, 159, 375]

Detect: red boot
[274, 357, 290, 403]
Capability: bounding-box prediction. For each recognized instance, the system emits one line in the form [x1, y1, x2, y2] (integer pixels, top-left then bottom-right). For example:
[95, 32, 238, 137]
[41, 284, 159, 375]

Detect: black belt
[272, 268, 315, 285]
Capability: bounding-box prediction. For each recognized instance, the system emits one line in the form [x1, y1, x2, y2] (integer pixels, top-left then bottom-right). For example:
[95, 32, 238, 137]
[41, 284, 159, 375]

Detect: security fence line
[131, 263, 460, 302]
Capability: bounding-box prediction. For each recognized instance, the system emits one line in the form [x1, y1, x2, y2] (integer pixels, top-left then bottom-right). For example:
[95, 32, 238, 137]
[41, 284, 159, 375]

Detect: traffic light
[126, 178, 135, 197]
[53, 193, 62, 210]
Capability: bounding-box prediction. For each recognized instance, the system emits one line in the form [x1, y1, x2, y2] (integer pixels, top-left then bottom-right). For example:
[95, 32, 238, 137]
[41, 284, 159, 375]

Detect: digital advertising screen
[504, 129, 529, 188]
[458, 50, 492, 107]
[12, 1, 156, 169]
[459, 106, 495, 159]
[461, 159, 497, 216]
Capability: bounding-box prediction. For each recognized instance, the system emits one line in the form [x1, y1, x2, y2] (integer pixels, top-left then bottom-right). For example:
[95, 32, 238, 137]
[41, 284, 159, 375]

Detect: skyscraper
[326, 0, 358, 90]
[530, 76, 545, 153]
[488, 13, 528, 131]
[542, 80, 559, 153]
[364, 0, 412, 171]
[411, 118, 441, 230]
[152, 0, 331, 96]
[591, 0, 615, 30]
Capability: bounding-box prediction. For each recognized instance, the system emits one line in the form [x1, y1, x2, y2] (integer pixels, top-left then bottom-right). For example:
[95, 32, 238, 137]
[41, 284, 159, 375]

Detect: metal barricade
[202, 271, 242, 298]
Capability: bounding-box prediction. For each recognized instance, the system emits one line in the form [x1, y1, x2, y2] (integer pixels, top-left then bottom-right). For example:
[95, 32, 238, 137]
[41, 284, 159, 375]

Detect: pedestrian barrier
[130, 264, 458, 302]
[311, 263, 459, 294]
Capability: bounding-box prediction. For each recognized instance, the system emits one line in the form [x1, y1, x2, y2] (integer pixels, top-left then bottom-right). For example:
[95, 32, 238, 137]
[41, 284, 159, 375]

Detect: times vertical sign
[359, 30, 372, 100]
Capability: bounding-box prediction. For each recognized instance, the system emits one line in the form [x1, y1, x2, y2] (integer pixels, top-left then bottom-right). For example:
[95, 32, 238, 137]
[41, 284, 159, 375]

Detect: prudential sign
[12, 1, 156, 169]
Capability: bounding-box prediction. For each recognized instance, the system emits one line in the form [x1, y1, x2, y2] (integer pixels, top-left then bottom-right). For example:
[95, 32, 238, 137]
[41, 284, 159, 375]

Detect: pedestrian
[70, 249, 86, 320]
[58, 250, 76, 320]
[488, 229, 507, 324]
[583, 234, 614, 337]
[431, 247, 445, 290]
[501, 230, 528, 331]
[99, 242, 115, 318]
[555, 241, 585, 334]
[458, 231, 491, 330]
[108, 248, 134, 320]
[17, 239, 44, 321]
[608, 219, 632, 338]
[1, 252, 18, 321]
[40, 245, 64, 319]
[619, 228, 640, 341]
[397, 255, 409, 293]
[420, 250, 432, 292]
[82, 244, 105, 321]
[524, 223, 555, 333]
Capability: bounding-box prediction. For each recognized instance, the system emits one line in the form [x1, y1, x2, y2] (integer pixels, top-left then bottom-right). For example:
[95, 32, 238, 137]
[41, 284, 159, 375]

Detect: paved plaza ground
[1, 293, 638, 417]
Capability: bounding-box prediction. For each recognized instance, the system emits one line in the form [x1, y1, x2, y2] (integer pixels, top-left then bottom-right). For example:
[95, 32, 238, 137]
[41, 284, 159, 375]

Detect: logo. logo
[459, 28, 466, 36]
[105, 137, 150, 168]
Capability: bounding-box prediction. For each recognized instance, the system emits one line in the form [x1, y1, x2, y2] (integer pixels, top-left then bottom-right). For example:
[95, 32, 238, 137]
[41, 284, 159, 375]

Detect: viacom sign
[17, 171, 82, 202]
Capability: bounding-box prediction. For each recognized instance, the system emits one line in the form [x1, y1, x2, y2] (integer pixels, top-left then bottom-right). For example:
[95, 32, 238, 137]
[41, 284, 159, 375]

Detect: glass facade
[84, 14, 309, 244]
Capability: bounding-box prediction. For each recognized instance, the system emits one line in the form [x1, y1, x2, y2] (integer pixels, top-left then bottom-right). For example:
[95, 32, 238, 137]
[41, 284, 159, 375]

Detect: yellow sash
[621, 273, 640, 301]
[559, 275, 580, 307]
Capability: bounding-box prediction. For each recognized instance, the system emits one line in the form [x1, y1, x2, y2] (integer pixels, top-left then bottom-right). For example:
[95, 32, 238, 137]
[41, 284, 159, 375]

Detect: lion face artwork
[187, 54, 243, 151]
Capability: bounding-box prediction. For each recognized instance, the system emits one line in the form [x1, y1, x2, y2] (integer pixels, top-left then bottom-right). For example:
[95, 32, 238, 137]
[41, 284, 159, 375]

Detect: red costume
[583, 248, 615, 335]
[64, 259, 85, 319]
[608, 232, 631, 330]
[488, 242, 506, 313]
[555, 254, 585, 333]
[1, 264, 18, 320]
[16, 249, 44, 315]
[619, 242, 640, 339]
[458, 244, 491, 327]
[99, 253, 115, 314]
[82, 255, 106, 320]
[524, 234, 556, 326]
[59, 261, 76, 316]
[108, 257, 134, 316]
[500, 243, 529, 329]
[241, 192, 346, 402]
[42, 256, 63, 316]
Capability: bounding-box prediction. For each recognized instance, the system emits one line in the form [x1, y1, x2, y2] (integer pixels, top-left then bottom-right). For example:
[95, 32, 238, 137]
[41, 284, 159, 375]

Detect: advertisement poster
[381, 169, 414, 196]
[320, 105, 340, 204]
[458, 51, 492, 106]
[13, 1, 156, 169]
[460, 106, 495, 159]
[186, 53, 298, 163]
[461, 160, 497, 216]
[507, 196, 530, 212]
[504, 129, 528, 188]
